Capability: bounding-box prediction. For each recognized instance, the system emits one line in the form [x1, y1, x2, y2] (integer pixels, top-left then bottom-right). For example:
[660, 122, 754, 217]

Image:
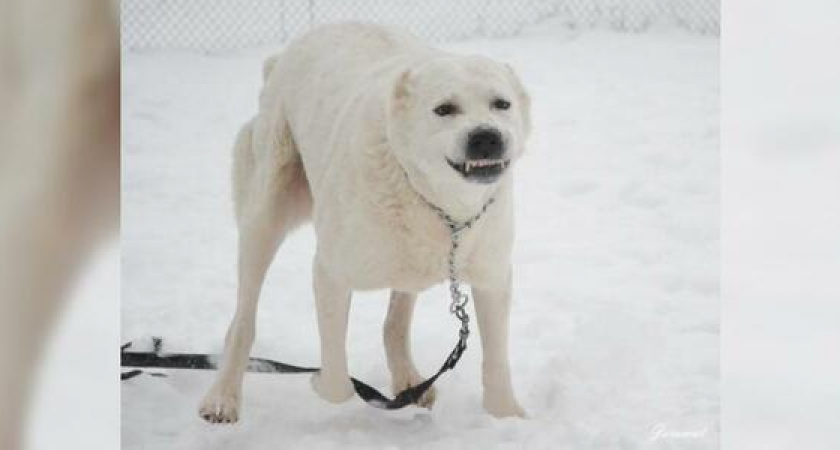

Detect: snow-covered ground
[122, 21, 719, 449]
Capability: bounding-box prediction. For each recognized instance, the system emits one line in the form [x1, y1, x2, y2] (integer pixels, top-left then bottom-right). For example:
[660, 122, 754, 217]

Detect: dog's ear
[391, 69, 413, 112]
[386, 69, 413, 144]
[504, 64, 532, 138]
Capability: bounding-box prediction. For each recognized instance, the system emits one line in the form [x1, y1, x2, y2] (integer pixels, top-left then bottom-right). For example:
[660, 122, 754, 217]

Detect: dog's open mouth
[447, 158, 510, 183]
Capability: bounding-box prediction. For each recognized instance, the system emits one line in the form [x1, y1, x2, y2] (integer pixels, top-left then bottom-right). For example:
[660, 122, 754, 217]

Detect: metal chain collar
[422, 196, 496, 336]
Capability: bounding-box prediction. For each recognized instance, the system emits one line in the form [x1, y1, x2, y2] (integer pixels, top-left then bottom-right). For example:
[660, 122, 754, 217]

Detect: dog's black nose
[466, 128, 504, 160]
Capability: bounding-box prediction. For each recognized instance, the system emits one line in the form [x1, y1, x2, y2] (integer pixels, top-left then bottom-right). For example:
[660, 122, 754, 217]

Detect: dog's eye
[433, 103, 457, 116]
[492, 98, 511, 110]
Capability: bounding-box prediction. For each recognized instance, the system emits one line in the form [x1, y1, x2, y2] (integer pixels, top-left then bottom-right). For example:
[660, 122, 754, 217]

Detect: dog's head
[387, 55, 531, 209]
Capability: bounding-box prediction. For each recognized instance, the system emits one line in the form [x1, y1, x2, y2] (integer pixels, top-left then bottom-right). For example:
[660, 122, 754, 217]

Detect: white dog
[199, 22, 531, 423]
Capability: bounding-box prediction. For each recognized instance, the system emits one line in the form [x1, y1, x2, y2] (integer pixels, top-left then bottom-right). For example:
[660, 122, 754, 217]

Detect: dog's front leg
[310, 259, 355, 403]
[384, 290, 437, 408]
[472, 268, 526, 418]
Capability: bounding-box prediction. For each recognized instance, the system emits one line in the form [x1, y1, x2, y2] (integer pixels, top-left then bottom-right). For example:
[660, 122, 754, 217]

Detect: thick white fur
[199, 22, 531, 423]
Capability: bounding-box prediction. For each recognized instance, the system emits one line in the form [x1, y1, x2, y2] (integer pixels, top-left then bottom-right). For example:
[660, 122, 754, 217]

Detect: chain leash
[422, 196, 496, 341]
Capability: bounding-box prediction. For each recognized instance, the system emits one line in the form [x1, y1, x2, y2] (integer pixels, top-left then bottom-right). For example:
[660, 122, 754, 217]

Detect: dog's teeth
[461, 159, 510, 174]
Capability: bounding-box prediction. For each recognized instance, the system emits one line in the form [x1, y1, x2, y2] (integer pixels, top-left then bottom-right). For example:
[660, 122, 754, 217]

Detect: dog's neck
[404, 168, 498, 224]
[360, 141, 499, 225]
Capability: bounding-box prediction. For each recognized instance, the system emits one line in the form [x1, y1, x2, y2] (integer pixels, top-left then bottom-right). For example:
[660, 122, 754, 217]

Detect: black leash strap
[122, 322, 467, 410]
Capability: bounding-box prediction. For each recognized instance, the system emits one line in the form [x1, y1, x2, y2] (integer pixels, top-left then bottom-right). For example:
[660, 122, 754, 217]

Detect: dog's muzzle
[447, 127, 510, 183]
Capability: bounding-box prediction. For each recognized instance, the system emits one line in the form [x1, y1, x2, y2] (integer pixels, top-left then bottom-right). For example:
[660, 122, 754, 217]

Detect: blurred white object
[722, 0, 840, 449]
[0, 0, 118, 448]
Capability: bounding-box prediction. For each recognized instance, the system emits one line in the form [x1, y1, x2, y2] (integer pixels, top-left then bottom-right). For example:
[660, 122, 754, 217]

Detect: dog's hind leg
[384, 291, 437, 408]
[199, 115, 311, 424]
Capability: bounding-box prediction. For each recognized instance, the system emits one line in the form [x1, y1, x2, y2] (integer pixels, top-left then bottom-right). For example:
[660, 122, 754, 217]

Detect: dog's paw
[199, 385, 242, 424]
[483, 393, 527, 418]
[310, 373, 355, 403]
[393, 374, 437, 409]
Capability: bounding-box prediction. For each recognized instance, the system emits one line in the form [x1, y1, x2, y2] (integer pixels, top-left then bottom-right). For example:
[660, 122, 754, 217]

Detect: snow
[122, 22, 719, 449]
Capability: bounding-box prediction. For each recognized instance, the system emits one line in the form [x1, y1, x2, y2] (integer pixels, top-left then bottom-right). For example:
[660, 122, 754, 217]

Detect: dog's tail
[262, 54, 280, 82]
[231, 114, 312, 233]
[232, 52, 312, 234]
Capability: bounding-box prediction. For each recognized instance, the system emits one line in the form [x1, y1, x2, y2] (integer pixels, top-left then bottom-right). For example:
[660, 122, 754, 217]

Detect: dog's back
[232, 23, 427, 230]
[254, 23, 434, 202]
[268, 22, 430, 94]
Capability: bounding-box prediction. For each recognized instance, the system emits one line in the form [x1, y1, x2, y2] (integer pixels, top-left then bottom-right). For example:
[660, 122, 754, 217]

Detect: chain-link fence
[121, 0, 718, 52]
